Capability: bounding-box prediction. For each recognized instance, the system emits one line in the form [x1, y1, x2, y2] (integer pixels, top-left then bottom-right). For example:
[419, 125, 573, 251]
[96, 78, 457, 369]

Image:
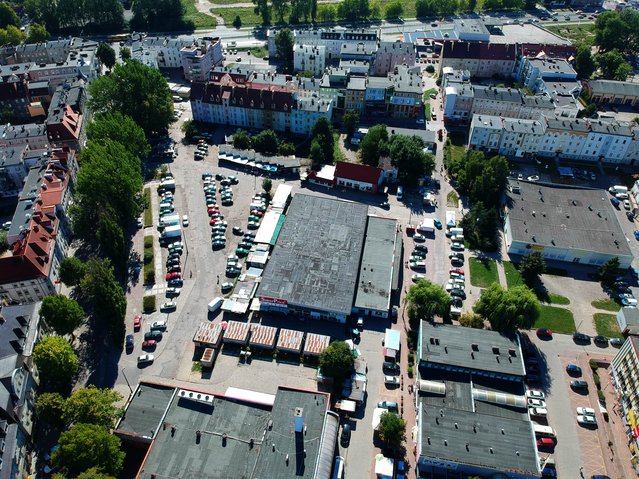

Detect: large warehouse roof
[258, 194, 368, 316]
[506, 180, 633, 258]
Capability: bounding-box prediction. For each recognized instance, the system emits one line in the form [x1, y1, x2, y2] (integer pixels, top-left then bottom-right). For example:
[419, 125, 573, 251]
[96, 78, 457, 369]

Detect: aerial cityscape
[2, 0, 639, 478]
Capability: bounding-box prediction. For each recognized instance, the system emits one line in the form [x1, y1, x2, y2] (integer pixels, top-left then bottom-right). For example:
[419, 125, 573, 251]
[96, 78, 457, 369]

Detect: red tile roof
[334, 161, 382, 185]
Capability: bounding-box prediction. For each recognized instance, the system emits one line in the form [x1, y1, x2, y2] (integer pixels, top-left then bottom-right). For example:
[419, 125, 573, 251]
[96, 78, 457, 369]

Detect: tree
[406, 280, 450, 330]
[39, 295, 85, 336]
[24, 0, 124, 34]
[474, 284, 541, 332]
[278, 141, 295, 156]
[131, 0, 189, 31]
[26, 23, 49, 43]
[597, 49, 633, 80]
[35, 392, 66, 428]
[52, 423, 125, 477]
[181, 119, 199, 141]
[309, 118, 335, 165]
[253, 0, 271, 25]
[446, 151, 508, 208]
[319, 341, 354, 383]
[317, 4, 336, 22]
[63, 386, 123, 428]
[0, 230, 8, 254]
[594, 10, 639, 54]
[384, 0, 403, 19]
[519, 252, 546, 286]
[252, 129, 279, 154]
[233, 129, 251, 149]
[415, 0, 434, 17]
[76, 467, 117, 479]
[458, 312, 484, 329]
[598, 257, 620, 288]
[389, 135, 435, 187]
[575, 46, 596, 80]
[97, 211, 128, 271]
[275, 29, 294, 73]
[378, 412, 406, 450]
[359, 124, 388, 166]
[343, 111, 359, 139]
[0, 4, 19, 29]
[33, 336, 79, 391]
[88, 60, 173, 135]
[80, 258, 127, 340]
[120, 47, 131, 61]
[0, 25, 25, 45]
[262, 178, 273, 194]
[96, 44, 116, 70]
[309, 139, 325, 165]
[233, 15, 242, 28]
[87, 112, 150, 160]
[272, 0, 290, 22]
[59, 257, 87, 287]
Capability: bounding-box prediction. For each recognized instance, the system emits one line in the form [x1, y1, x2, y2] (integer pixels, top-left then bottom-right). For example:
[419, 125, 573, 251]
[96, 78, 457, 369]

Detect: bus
[533, 424, 556, 439]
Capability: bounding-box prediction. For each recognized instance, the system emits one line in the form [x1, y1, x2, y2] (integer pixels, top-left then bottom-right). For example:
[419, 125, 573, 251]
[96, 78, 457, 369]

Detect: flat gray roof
[354, 216, 397, 313]
[116, 383, 174, 438]
[489, 24, 571, 45]
[506, 181, 633, 258]
[258, 194, 367, 316]
[588, 79, 639, 98]
[420, 322, 525, 377]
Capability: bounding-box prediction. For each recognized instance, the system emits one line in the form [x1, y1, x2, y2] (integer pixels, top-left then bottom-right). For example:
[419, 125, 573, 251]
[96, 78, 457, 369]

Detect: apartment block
[45, 79, 86, 150]
[373, 41, 416, 76]
[293, 44, 326, 77]
[180, 38, 223, 82]
[612, 337, 639, 459]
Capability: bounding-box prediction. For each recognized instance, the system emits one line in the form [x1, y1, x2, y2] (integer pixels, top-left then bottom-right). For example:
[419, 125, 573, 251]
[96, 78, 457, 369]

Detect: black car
[244, 232, 256, 239]
[572, 332, 591, 343]
[144, 330, 163, 341]
[450, 288, 466, 299]
[594, 335, 609, 345]
[383, 361, 400, 373]
[232, 226, 244, 235]
[628, 211, 635, 221]
[414, 244, 428, 253]
[340, 424, 351, 447]
[125, 334, 134, 351]
[571, 380, 588, 389]
[215, 174, 226, 180]
[412, 250, 426, 258]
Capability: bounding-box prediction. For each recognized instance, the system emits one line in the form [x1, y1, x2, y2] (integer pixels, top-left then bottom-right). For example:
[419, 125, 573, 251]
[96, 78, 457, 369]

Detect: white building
[373, 41, 415, 76]
[293, 44, 326, 77]
[269, 28, 379, 61]
[180, 38, 223, 82]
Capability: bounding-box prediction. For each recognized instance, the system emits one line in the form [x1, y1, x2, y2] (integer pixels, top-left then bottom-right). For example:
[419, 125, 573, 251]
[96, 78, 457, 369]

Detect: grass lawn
[422, 88, 437, 120]
[212, 7, 262, 26]
[444, 132, 466, 165]
[182, 0, 217, 28]
[594, 313, 623, 338]
[143, 295, 156, 313]
[446, 190, 459, 207]
[469, 257, 498, 289]
[547, 294, 570, 305]
[333, 132, 344, 162]
[503, 261, 524, 289]
[591, 298, 621, 312]
[546, 23, 595, 49]
[143, 235, 155, 285]
[534, 305, 576, 334]
[143, 187, 152, 227]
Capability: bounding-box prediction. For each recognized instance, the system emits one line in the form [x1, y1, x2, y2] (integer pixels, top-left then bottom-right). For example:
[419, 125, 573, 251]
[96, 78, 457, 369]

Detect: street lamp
[121, 368, 133, 395]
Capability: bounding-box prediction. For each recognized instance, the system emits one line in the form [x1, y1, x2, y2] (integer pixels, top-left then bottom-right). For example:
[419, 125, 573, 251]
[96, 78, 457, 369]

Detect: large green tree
[343, 111, 359, 139]
[519, 252, 546, 286]
[359, 124, 389, 166]
[474, 284, 541, 332]
[39, 294, 85, 336]
[33, 336, 79, 391]
[88, 60, 173, 135]
[76, 468, 117, 479]
[319, 341, 354, 383]
[96, 210, 128, 271]
[0, 4, 19, 29]
[233, 129, 251, 149]
[87, 112, 150, 160]
[598, 257, 620, 288]
[389, 135, 435, 187]
[131, 0, 189, 31]
[446, 150, 508, 207]
[59, 257, 87, 287]
[594, 10, 639, 54]
[378, 412, 406, 450]
[52, 423, 125, 477]
[459, 202, 500, 251]
[35, 392, 66, 428]
[597, 49, 633, 81]
[406, 280, 449, 330]
[575, 46, 596, 80]
[310, 117, 335, 165]
[25, 0, 124, 34]
[96, 44, 116, 70]
[252, 129, 280, 154]
[0, 230, 8, 254]
[384, 0, 403, 19]
[275, 29, 294, 72]
[26, 23, 49, 43]
[253, 0, 271, 25]
[63, 386, 123, 428]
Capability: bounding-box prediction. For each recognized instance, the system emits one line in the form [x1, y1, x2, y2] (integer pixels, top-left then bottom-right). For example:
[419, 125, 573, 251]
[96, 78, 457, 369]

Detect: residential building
[334, 161, 383, 193]
[190, 68, 332, 135]
[372, 41, 415, 76]
[611, 337, 639, 460]
[180, 38, 223, 82]
[469, 115, 545, 157]
[439, 41, 517, 78]
[0, 63, 33, 122]
[0, 124, 48, 150]
[10, 38, 98, 65]
[388, 65, 422, 119]
[516, 57, 577, 94]
[340, 42, 376, 65]
[0, 302, 42, 479]
[0, 146, 46, 199]
[345, 76, 366, 113]
[585, 79, 639, 106]
[319, 67, 348, 111]
[293, 44, 326, 77]
[504, 180, 633, 268]
[268, 28, 379, 61]
[617, 307, 639, 337]
[45, 79, 86, 150]
[114, 382, 339, 479]
[453, 18, 491, 41]
[26, 80, 51, 118]
[0, 148, 76, 304]
[416, 322, 540, 478]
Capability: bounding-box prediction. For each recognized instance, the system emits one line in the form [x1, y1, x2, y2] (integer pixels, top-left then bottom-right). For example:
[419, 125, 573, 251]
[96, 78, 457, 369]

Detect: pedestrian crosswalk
[145, 283, 167, 296]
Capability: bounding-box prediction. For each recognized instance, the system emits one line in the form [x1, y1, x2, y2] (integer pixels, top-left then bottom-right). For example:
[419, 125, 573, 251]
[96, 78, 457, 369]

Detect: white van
[332, 456, 345, 479]
[397, 186, 404, 201]
[208, 296, 224, 312]
[533, 423, 556, 439]
[609, 185, 628, 195]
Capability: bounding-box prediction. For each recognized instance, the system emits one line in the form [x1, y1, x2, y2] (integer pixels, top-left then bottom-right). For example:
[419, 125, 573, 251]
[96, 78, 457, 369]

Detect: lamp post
[121, 368, 133, 395]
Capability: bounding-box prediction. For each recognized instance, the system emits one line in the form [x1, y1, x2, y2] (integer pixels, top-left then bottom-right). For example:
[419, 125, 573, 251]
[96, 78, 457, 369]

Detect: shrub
[407, 366, 413, 377]
[143, 295, 156, 312]
[425, 65, 435, 73]
[589, 359, 599, 371]
[144, 236, 153, 249]
[143, 250, 153, 264]
[598, 390, 606, 403]
[144, 269, 154, 285]
[593, 373, 601, 389]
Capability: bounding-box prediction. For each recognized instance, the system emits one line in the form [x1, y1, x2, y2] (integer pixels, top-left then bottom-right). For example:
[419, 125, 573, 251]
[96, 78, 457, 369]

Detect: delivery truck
[159, 214, 180, 228]
[423, 193, 436, 207]
[159, 225, 181, 243]
[609, 185, 628, 195]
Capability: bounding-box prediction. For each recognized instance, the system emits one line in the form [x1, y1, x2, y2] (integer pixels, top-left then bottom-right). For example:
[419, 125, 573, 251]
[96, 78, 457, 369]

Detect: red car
[537, 328, 553, 339]
[450, 268, 464, 275]
[250, 210, 264, 217]
[165, 272, 183, 280]
[536, 438, 555, 448]
[142, 340, 157, 349]
[133, 314, 141, 331]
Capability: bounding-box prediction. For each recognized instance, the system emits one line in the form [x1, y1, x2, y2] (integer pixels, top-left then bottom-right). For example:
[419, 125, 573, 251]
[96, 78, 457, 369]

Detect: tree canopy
[309, 117, 335, 165]
[26, 23, 49, 43]
[52, 423, 125, 477]
[88, 60, 173, 135]
[130, 0, 191, 31]
[33, 336, 79, 391]
[474, 284, 541, 332]
[378, 412, 406, 450]
[252, 130, 279, 154]
[25, 0, 124, 34]
[594, 10, 639, 54]
[575, 46, 596, 80]
[76, 467, 117, 479]
[519, 252, 546, 286]
[319, 341, 354, 382]
[0, 4, 19, 29]
[459, 202, 500, 251]
[59, 257, 88, 287]
[233, 129, 251, 150]
[275, 29, 294, 73]
[63, 386, 123, 428]
[0, 230, 8, 254]
[597, 49, 633, 81]
[458, 312, 484, 329]
[359, 124, 389, 166]
[389, 135, 435, 186]
[39, 294, 85, 336]
[598, 257, 620, 288]
[446, 150, 508, 207]
[35, 392, 66, 428]
[406, 280, 450, 330]
[96, 44, 116, 70]
[343, 111, 359, 139]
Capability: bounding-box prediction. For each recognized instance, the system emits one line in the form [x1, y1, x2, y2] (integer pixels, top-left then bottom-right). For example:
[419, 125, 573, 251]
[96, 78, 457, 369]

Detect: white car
[526, 390, 545, 400]
[451, 242, 464, 251]
[624, 200, 631, 210]
[384, 375, 400, 385]
[166, 287, 181, 296]
[528, 398, 546, 408]
[412, 274, 425, 282]
[529, 407, 547, 417]
[527, 175, 540, 181]
[137, 354, 155, 364]
[136, 218, 144, 228]
[413, 233, 426, 241]
[577, 414, 597, 426]
[182, 215, 189, 226]
[160, 301, 177, 311]
[576, 407, 596, 416]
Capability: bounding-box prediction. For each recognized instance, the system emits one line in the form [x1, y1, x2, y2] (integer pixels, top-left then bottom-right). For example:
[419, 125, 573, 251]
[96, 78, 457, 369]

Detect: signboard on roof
[259, 296, 288, 306]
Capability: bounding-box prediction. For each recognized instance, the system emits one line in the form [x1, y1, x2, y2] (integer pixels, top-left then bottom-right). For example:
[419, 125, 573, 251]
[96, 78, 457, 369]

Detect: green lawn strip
[143, 294, 156, 313]
[503, 261, 524, 289]
[594, 313, 623, 338]
[144, 187, 152, 227]
[591, 298, 621, 312]
[182, 0, 218, 28]
[468, 257, 498, 289]
[534, 305, 576, 334]
[333, 132, 344, 162]
[547, 293, 570, 305]
[143, 235, 155, 285]
[446, 190, 459, 207]
[212, 7, 262, 26]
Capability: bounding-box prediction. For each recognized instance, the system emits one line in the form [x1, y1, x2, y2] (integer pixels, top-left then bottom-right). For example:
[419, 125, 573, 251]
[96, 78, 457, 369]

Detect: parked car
[572, 332, 590, 343]
[384, 375, 400, 386]
[566, 364, 582, 375]
[125, 334, 134, 351]
[137, 354, 155, 365]
[340, 424, 351, 447]
[577, 414, 597, 426]
[571, 380, 588, 389]
[232, 226, 244, 235]
[142, 340, 157, 350]
[528, 398, 546, 408]
[144, 330, 163, 341]
[160, 301, 177, 311]
[377, 401, 399, 412]
[576, 407, 596, 416]
[526, 390, 545, 400]
[383, 361, 400, 373]
[594, 335, 609, 345]
[221, 282, 233, 292]
[536, 438, 555, 448]
[451, 242, 464, 251]
[414, 244, 428, 253]
[536, 328, 552, 339]
[413, 233, 426, 241]
[610, 337, 624, 347]
[151, 321, 167, 331]
[412, 274, 425, 282]
[450, 268, 464, 275]
[449, 288, 466, 299]
[133, 314, 141, 330]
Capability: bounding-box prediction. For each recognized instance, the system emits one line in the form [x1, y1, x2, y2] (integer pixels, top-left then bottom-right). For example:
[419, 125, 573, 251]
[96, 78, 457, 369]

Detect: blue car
[566, 364, 582, 375]
[433, 218, 443, 229]
[634, 230, 639, 240]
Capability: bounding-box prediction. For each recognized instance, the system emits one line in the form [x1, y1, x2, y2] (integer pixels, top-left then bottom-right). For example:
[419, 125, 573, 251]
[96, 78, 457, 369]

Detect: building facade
[180, 38, 223, 82]
[611, 337, 639, 462]
[293, 44, 326, 77]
